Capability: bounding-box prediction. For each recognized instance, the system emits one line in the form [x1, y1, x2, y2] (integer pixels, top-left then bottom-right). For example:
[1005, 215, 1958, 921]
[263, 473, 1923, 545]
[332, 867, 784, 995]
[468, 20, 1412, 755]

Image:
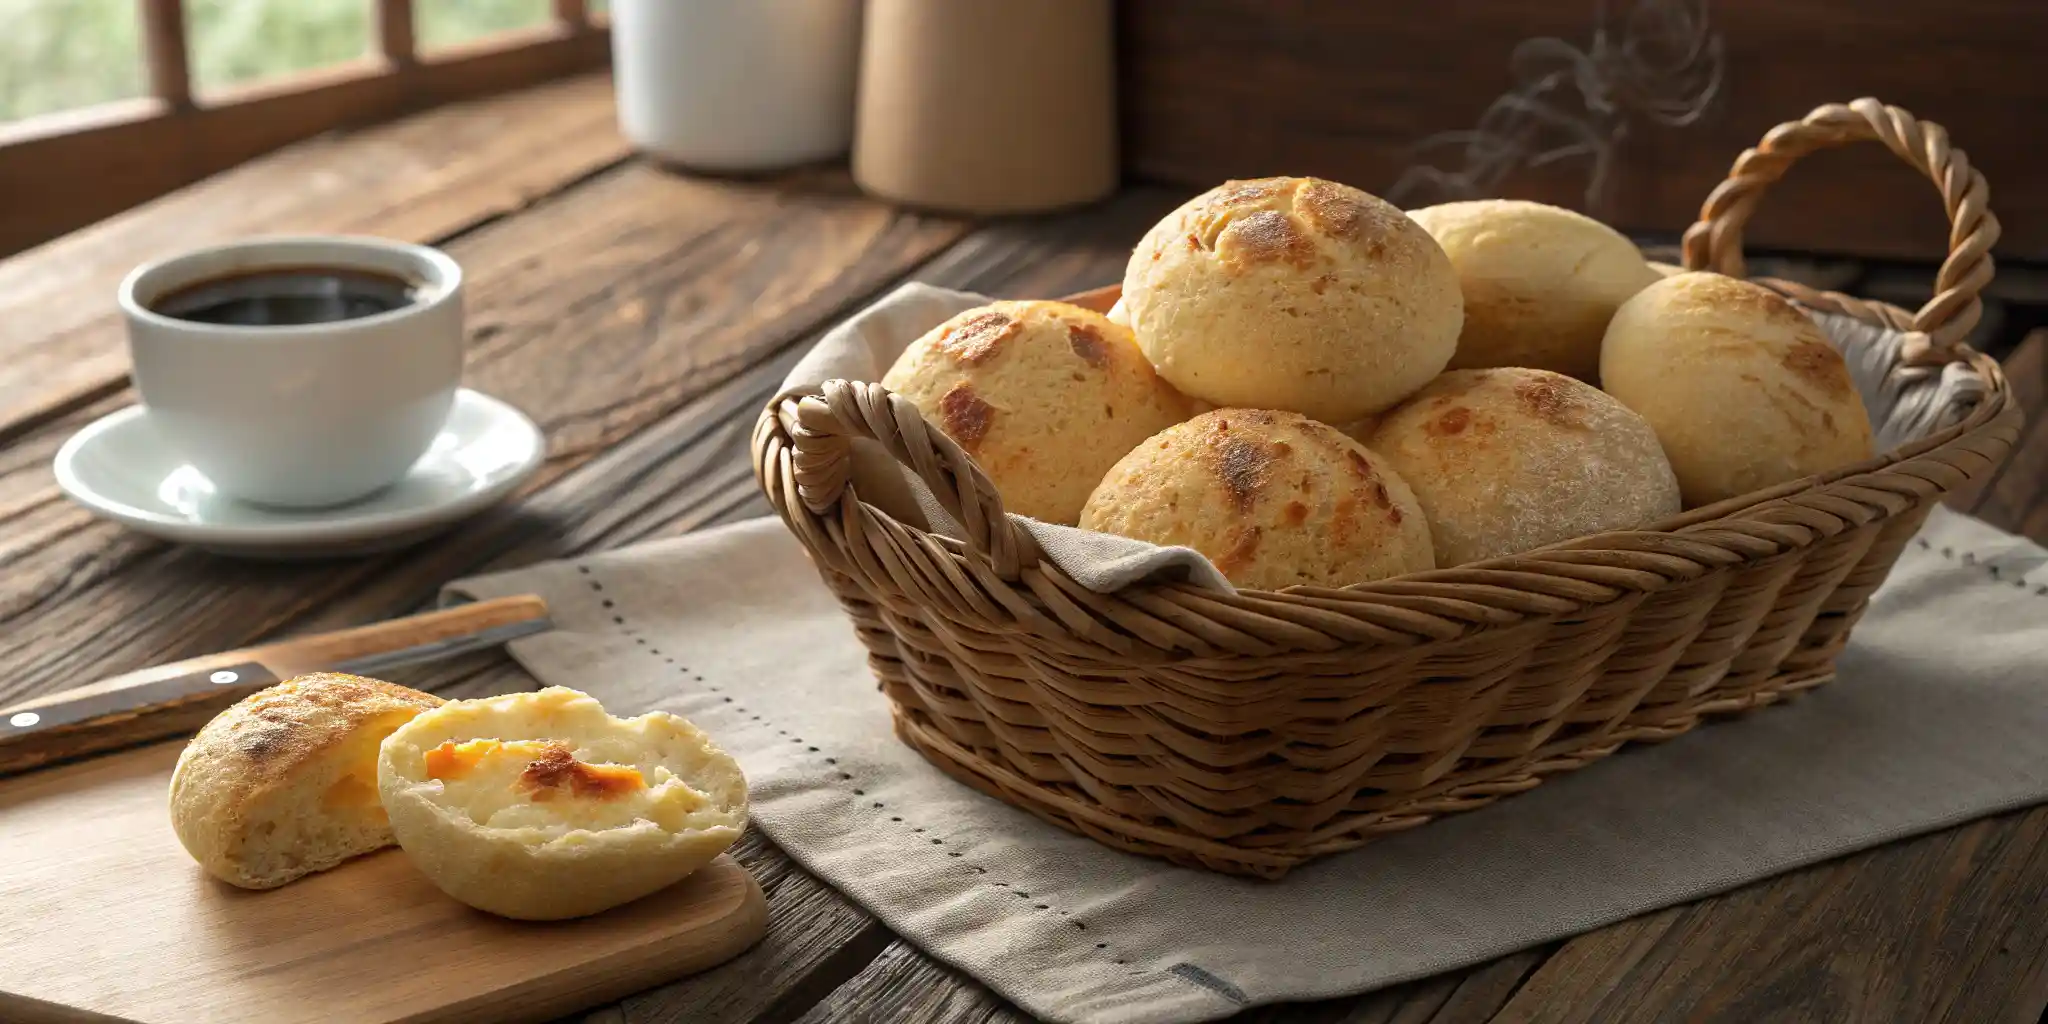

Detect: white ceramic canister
[610, 0, 862, 172]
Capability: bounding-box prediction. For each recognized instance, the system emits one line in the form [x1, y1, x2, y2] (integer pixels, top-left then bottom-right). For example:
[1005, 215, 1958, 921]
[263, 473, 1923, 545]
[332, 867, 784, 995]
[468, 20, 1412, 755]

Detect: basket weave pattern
[754, 100, 2024, 877]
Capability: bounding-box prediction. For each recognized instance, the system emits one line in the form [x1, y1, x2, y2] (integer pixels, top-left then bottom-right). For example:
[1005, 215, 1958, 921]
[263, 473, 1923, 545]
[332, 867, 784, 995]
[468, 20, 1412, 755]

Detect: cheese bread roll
[170, 673, 443, 889]
[377, 686, 746, 920]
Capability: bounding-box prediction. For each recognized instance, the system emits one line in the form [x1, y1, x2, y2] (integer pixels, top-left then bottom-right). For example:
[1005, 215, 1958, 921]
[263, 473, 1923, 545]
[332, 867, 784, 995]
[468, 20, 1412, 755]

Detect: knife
[0, 594, 552, 778]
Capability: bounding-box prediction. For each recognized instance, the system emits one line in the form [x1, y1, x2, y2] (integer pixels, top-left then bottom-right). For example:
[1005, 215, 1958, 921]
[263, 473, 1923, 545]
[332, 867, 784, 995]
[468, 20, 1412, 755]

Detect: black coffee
[149, 267, 420, 326]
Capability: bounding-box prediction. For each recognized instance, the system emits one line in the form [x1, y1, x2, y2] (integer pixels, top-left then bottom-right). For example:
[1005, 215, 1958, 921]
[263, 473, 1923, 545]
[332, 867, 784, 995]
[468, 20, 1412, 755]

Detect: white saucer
[53, 388, 545, 559]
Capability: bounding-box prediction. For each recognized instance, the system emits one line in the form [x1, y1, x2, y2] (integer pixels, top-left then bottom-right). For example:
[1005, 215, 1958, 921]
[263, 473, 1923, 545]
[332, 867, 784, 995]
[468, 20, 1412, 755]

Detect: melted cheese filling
[321, 770, 381, 810]
[420, 737, 707, 833]
[319, 725, 403, 821]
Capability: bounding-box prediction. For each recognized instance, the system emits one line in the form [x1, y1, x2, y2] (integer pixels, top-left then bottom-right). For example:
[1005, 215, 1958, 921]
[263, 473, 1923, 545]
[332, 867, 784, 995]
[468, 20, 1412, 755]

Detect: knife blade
[0, 594, 552, 778]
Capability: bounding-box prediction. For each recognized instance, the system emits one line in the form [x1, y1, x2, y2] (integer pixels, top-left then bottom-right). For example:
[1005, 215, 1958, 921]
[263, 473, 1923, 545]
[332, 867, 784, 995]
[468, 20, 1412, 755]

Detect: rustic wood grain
[0, 154, 960, 1024]
[0, 595, 549, 777]
[138, 0, 193, 110]
[599, 191, 1549, 1024]
[431, 357, 891, 1024]
[7, 75, 2048, 1022]
[1491, 809, 2048, 1023]
[0, 740, 768, 1024]
[0, 31, 611, 257]
[369, 650, 876, 1024]
[791, 942, 1027, 1024]
[0, 73, 631, 438]
[1419, 950, 1558, 1024]
[1939, 334, 2037, 519]
[590, 831, 896, 1024]
[0, 163, 965, 712]
[431, 197, 1203, 1020]
[513, 189, 2048, 1023]
[113, 187, 1159, 662]
[1970, 330, 2048, 541]
[380, 647, 542, 702]
[554, 0, 593, 31]
[4, 595, 548, 717]
[788, 936, 1553, 1024]
[332, 193, 1178, 1024]
[338, 188, 2048, 1024]
[1117, 0, 2048, 261]
[1230, 948, 1553, 1024]
[0, 155, 963, 1022]
[1469, 327, 2048, 1024]
[513, 194, 1183, 1024]
[376, 0, 418, 66]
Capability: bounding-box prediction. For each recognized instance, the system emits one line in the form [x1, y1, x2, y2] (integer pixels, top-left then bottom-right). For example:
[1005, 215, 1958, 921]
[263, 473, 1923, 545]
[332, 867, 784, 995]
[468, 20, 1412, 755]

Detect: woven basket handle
[1680, 97, 2000, 363]
[783, 379, 1039, 579]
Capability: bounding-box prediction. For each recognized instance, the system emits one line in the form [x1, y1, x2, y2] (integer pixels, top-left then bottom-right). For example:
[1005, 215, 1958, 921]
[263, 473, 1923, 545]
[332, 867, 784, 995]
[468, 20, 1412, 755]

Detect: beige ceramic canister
[853, 0, 1118, 214]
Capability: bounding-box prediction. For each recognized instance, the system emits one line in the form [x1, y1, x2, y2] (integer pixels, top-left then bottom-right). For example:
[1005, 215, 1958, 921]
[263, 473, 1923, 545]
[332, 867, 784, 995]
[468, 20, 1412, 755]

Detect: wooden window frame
[0, 0, 610, 257]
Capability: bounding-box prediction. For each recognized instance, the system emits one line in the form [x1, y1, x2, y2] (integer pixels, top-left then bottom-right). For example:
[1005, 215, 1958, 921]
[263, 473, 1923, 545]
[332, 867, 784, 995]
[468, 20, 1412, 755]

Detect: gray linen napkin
[445, 504, 2048, 1024]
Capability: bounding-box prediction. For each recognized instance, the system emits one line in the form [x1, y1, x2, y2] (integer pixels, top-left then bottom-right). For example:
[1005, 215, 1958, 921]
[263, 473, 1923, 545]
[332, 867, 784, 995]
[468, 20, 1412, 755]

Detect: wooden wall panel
[1115, 0, 2048, 261]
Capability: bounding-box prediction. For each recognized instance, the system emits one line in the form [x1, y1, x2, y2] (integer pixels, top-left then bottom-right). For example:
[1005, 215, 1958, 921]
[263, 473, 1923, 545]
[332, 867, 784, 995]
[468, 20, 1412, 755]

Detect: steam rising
[1387, 0, 1724, 214]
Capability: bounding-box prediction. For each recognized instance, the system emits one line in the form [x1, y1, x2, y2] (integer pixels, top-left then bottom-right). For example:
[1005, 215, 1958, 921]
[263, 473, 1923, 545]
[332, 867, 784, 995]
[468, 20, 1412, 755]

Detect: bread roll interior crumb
[378, 686, 746, 920]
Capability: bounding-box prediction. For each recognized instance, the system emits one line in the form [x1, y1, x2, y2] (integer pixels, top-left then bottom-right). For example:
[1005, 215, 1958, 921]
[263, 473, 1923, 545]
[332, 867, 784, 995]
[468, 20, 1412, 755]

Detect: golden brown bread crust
[1600, 272, 1875, 507]
[198, 674, 440, 772]
[1406, 199, 1659, 382]
[881, 299, 1192, 524]
[1080, 408, 1435, 589]
[1121, 177, 1462, 422]
[169, 673, 443, 889]
[1369, 368, 1681, 566]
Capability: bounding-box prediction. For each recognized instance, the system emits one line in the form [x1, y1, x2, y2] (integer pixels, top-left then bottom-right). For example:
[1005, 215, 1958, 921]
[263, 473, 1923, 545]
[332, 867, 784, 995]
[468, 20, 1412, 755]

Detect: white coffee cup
[119, 236, 465, 509]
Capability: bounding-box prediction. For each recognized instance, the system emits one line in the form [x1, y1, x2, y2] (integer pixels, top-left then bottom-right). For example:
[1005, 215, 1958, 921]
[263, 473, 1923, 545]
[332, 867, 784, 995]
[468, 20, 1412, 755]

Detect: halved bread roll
[377, 686, 747, 921]
[168, 673, 444, 889]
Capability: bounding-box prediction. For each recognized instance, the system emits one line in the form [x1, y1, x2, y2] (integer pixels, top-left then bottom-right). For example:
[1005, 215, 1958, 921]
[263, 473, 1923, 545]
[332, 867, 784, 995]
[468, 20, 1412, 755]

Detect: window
[0, 0, 146, 123]
[185, 0, 371, 94]
[416, 0, 551, 52]
[0, 0, 608, 256]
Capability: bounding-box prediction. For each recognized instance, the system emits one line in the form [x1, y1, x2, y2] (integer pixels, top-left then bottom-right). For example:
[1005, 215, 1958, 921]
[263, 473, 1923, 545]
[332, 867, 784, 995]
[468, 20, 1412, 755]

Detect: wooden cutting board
[0, 740, 768, 1024]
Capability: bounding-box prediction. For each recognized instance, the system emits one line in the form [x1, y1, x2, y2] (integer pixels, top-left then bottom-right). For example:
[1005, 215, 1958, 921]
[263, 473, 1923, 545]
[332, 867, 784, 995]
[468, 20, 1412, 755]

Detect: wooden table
[4, 75, 2045, 1024]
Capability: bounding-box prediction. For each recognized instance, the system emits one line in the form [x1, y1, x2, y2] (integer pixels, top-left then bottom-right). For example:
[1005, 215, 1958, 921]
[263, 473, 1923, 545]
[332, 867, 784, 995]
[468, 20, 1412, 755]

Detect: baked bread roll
[881, 299, 1191, 524]
[169, 673, 443, 890]
[1369, 368, 1680, 566]
[1601, 272, 1875, 507]
[377, 687, 746, 921]
[1080, 408, 1434, 589]
[1406, 199, 1660, 381]
[1121, 177, 1462, 422]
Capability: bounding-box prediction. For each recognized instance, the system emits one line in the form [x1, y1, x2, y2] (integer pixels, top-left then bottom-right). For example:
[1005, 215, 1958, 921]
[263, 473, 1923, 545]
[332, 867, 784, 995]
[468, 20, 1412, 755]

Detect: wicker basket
[754, 99, 2025, 878]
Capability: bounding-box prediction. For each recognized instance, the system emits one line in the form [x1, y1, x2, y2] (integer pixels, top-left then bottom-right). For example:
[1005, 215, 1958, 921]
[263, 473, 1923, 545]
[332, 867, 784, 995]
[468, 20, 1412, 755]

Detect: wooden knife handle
[0, 595, 550, 778]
